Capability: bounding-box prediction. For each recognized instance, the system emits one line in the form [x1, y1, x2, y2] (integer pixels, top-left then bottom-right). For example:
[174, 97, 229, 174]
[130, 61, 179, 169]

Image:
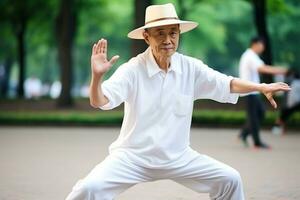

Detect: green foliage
[1, 0, 300, 88]
[268, 0, 300, 69]
[74, 0, 133, 83]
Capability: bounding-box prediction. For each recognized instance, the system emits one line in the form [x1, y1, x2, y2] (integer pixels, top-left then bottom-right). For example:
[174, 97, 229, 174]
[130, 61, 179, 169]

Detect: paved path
[0, 127, 299, 200]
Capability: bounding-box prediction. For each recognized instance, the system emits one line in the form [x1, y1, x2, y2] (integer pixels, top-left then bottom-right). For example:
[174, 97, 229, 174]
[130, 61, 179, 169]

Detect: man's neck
[152, 53, 171, 73]
[250, 47, 259, 55]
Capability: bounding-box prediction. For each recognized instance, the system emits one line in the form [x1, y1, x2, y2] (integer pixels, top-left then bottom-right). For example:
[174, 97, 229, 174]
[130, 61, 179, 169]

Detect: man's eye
[171, 32, 178, 36]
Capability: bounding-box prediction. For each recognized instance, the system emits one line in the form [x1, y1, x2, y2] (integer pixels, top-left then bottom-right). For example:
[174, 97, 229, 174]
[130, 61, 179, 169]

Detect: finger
[272, 83, 290, 92]
[100, 39, 106, 53]
[281, 86, 291, 91]
[92, 44, 97, 54]
[268, 96, 277, 109]
[103, 39, 107, 54]
[278, 82, 290, 89]
[96, 39, 103, 54]
[278, 85, 291, 91]
[109, 55, 120, 65]
[279, 82, 288, 86]
[98, 39, 103, 54]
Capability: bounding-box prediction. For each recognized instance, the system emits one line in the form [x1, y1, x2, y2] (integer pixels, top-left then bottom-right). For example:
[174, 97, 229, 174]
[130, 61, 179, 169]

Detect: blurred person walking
[272, 70, 300, 134]
[24, 76, 42, 99]
[238, 37, 287, 149]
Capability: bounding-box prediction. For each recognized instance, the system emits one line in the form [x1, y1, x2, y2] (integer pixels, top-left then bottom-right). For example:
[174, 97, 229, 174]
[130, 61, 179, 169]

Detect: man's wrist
[90, 74, 104, 89]
[91, 73, 104, 82]
[258, 83, 267, 93]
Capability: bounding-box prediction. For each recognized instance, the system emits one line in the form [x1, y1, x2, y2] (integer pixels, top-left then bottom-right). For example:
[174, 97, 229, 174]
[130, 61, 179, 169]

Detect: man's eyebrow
[154, 27, 179, 32]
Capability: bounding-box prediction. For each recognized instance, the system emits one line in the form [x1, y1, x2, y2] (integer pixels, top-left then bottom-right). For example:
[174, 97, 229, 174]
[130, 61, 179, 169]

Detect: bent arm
[230, 78, 262, 94]
[230, 78, 290, 108]
[258, 65, 287, 75]
[89, 74, 109, 108]
[89, 38, 119, 108]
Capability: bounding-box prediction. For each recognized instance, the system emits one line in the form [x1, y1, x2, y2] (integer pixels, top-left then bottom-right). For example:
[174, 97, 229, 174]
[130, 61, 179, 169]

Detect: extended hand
[261, 82, 291, 108]
[91, 38, 119, 77]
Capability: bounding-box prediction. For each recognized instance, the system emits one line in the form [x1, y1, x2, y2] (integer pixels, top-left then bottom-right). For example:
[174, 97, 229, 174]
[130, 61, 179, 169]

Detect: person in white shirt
[273, 70, 300, 134]
[66, 4, 290, 200]
[239, 37, 287, 149]
[24, 76, 42, 99]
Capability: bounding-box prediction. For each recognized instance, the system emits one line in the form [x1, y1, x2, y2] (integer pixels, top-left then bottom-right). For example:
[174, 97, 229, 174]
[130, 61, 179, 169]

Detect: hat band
[145, 17, 178, 25]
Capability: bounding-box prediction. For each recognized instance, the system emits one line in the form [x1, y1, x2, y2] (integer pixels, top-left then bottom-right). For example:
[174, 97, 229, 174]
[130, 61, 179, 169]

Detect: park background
[0, 0, 299, 126]
[1, 1, 300, 200]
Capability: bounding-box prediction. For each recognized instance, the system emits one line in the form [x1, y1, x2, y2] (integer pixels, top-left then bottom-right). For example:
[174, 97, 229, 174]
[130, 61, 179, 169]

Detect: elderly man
[66, 3, 290, 200]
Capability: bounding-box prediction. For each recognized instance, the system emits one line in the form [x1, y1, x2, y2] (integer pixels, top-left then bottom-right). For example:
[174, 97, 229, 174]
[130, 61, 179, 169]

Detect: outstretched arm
[230, 78, 291, 108]
[89, 38, 119, 108]
[258, 65, 287, 75]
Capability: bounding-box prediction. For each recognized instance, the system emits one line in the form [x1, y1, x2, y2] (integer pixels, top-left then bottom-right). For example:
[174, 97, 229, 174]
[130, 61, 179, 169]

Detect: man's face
[143, 24, 180, 58]
[254, 42, 265, 54]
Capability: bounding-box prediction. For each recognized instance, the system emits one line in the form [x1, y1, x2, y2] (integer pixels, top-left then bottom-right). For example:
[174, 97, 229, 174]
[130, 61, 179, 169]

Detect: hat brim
[127, 19, 198, 39]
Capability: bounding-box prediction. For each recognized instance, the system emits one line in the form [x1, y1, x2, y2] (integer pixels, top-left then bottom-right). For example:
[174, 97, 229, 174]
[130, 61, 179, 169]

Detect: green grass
[0, 110, 299, 127]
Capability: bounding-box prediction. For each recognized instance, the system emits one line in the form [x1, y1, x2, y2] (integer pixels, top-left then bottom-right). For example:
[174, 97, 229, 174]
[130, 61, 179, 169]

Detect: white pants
[66, 151, 244, 200]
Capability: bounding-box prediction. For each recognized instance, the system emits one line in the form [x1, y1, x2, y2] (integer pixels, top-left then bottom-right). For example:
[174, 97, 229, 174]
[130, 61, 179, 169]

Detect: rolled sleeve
[224, 76, 239, 104]
[194, 59, 239, 104]
[251, 54, 264, 71]
[98, 84, 115, 110]
[98, 64, 134, 110]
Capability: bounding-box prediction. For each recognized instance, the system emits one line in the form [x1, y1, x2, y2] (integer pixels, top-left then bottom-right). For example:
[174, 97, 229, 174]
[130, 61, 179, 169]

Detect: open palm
[91, 38, 119, 76]
[261, 82, 291, 108]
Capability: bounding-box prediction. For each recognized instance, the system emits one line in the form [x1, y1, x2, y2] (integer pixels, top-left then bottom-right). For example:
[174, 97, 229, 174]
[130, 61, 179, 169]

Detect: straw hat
[128, 3, 198, 40]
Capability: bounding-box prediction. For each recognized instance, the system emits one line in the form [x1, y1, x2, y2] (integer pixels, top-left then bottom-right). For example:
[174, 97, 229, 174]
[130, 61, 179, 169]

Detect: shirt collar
[145, 47, 182, 77]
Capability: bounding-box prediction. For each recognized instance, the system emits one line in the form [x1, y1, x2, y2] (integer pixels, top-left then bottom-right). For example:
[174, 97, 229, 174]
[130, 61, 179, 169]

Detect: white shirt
[239, 48, 264, 95]
[99, 47, 239, 168]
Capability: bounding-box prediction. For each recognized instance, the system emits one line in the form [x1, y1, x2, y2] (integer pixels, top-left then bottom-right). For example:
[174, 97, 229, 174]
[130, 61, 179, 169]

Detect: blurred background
[0, 0, 299, 127]
[1, 1, 300, 199]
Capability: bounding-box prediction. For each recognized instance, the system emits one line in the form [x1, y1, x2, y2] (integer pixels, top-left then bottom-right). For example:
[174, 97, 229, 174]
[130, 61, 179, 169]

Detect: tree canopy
[0, 0, 299, 101]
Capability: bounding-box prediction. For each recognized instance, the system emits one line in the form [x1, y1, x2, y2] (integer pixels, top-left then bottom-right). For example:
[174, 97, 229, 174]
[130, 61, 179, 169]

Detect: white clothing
[239, 48, 264, 95]
[66, 48, 243, 200]
[99, 47, 239, 168]
[24, 77, 42, 99]
[66, 151, 244, 200]
[287, 79, 300, 108]
[50, 81, 62, 99]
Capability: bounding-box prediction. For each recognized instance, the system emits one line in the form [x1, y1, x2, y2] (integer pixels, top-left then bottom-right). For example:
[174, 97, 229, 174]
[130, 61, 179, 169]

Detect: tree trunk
[55, 0, 76, 107]
[16, 18, 26, 98]
[252, 0, 272, 83]
[131, 0, 152, 57]
[0, 57, 13, 97]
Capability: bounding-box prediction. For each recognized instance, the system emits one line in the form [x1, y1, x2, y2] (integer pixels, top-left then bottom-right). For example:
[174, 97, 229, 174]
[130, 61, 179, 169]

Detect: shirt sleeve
[99, 64, 134, 110]
[251, 54, 264, 71]
[193, 59, 239, 104]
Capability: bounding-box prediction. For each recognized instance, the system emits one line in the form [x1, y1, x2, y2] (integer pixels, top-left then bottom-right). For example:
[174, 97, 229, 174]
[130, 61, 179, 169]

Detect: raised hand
[261, 82, 291, 108]
[91, 38, 119, 77]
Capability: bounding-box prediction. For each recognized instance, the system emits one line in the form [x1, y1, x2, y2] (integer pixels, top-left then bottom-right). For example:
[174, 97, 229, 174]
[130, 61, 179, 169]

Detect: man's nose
[163, 35, 172, 44]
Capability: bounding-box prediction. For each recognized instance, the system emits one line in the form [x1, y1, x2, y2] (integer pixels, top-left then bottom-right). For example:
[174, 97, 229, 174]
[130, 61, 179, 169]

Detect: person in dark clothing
[238, 37, 287, 149]
[273, 70, 300, 135]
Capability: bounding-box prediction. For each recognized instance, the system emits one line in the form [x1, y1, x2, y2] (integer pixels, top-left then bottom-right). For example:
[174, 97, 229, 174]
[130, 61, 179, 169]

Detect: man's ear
[143, 31, 150, 45]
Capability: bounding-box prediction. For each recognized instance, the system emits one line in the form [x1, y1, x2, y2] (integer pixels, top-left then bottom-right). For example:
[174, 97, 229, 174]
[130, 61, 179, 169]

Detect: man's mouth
[161, 47, 174, 50]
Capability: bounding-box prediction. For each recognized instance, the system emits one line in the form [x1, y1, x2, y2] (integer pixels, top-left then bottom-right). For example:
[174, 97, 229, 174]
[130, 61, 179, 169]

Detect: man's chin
[160, 50, 175, 57]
